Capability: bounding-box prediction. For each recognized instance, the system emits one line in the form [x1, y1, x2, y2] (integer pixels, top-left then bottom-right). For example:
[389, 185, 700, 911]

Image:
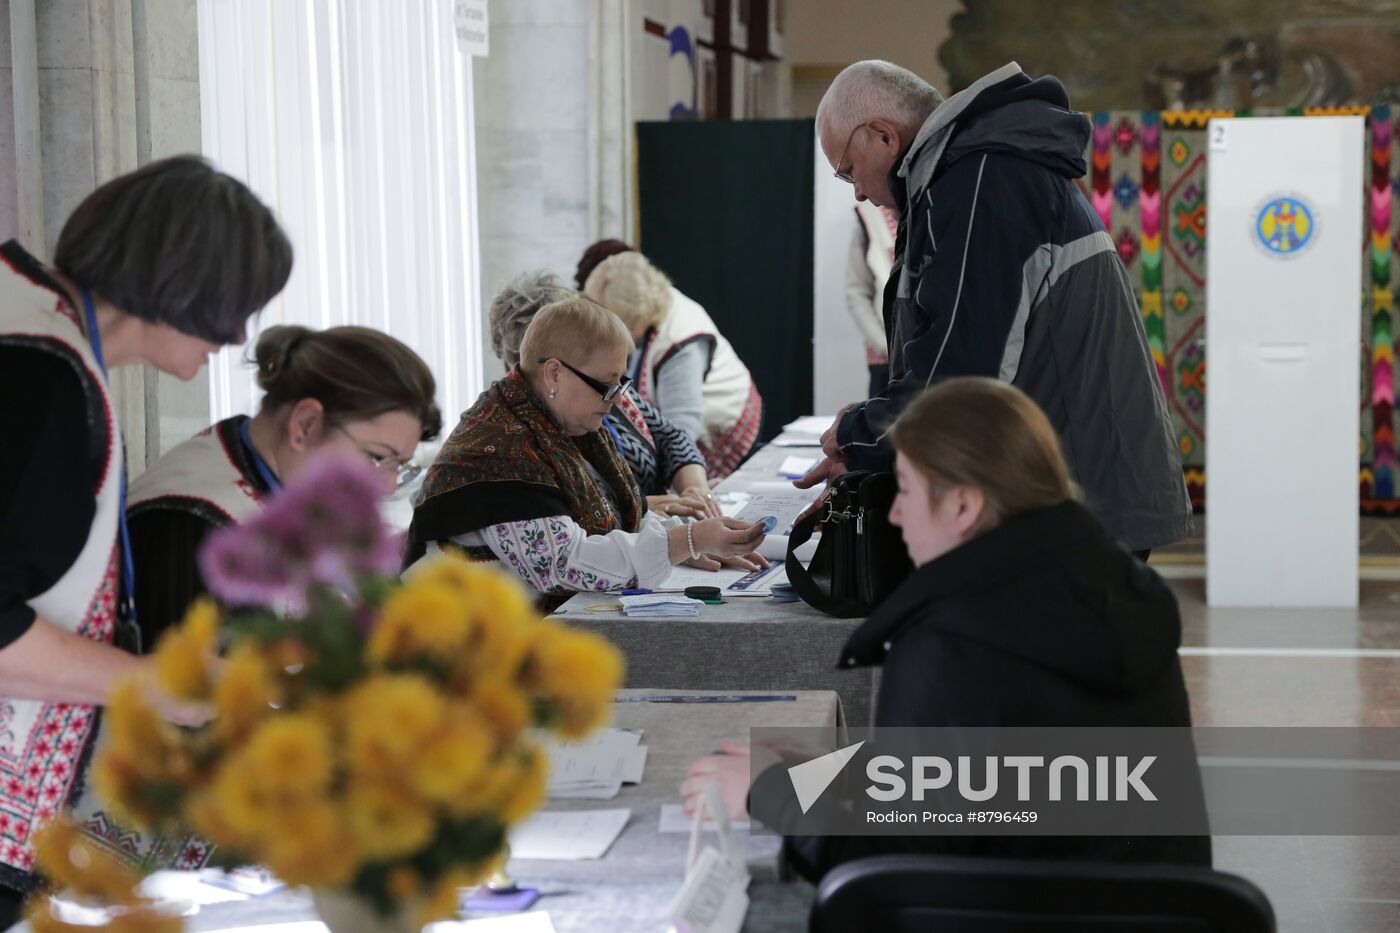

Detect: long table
[61, 690, 842, 933]
[554, 437, 883, 726]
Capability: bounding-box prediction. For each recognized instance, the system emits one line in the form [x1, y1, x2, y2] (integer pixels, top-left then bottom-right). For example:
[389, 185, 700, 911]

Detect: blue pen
[621, 588, 654, 596]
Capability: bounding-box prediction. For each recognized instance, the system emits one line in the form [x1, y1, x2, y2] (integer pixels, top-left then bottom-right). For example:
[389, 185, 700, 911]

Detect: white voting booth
[1205, 116, 1364, 607]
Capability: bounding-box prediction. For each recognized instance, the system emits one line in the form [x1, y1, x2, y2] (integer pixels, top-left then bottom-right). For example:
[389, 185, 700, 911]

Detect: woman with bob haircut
[0, 155, 292, 911]
[682, 377, 1209, 879]
[408, 296, 766, 607]
[128, 324, 443, 645]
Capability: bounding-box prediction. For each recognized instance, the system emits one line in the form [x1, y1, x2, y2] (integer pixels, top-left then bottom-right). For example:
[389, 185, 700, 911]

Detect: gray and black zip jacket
[835, 62, 1192, 552]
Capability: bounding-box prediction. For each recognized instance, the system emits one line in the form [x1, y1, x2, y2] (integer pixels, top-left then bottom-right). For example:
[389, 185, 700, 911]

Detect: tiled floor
[1167, 577, 1400, 933]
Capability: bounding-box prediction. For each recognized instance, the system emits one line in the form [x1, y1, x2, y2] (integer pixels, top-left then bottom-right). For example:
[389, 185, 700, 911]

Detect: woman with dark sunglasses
[407, 296, 767, 608]
[487, 270, 720, 520]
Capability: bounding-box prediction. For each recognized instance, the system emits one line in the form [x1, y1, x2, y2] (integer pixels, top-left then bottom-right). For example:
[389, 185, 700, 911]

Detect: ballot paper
[658, 804, 751, 834]
[545, 729, 645, 800]
[657, 560, 787, 597]
[756, 534, 817, 563]
[508, 808, 631, 860]
[776, 455, 817, 479]
[620, 593, 699, 618]
[667, 782, 750, 933]
[624, 745, 649, 784]
[782, 415, 833, 437]
[733, 482, 822, 535]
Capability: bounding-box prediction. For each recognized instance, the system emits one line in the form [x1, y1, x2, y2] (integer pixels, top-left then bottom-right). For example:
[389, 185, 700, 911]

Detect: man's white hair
[816, 60, 943, 140]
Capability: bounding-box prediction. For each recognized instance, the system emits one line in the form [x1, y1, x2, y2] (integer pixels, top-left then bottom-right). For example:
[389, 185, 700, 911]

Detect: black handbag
[785, 470, 914, 618]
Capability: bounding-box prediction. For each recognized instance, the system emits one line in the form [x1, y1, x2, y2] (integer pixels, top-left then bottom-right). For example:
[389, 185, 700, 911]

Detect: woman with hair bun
[127, 324, 442, 644]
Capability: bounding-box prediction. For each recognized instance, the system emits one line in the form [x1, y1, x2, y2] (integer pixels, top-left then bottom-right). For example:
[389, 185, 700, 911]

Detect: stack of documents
[619, 593, 700, 617]
[545, 728, 648, 800]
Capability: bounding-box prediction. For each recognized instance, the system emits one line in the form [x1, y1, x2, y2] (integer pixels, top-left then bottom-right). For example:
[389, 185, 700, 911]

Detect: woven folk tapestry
[1081, 106, 1398, 513]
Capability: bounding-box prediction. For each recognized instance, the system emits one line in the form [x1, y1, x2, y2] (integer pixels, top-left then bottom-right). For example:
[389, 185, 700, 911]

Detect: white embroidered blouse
[451, 511, 680, 596]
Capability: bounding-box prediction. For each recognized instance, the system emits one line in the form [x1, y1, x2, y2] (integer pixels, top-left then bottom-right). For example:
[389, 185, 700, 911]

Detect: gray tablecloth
[112, 690, 842, 933]
[553, 439, 883, 729]
[555, 599, 878, 729]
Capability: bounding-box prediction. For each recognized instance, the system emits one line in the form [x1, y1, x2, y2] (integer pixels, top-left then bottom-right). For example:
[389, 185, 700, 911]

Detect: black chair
[810, 854, 1275, 933]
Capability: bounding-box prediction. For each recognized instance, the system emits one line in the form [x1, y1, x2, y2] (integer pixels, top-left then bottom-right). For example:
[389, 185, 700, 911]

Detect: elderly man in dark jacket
[802, 61, 1192, 554]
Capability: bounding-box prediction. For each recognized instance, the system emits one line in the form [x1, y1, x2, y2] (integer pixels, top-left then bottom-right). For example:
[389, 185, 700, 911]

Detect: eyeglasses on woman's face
[329, 424, 421, 488]
[538, 357, 631, 404]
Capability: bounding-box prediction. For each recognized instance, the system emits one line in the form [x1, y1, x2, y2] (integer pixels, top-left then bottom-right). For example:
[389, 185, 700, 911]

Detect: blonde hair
[517, 296, 634, 376]
[889, 378, 1074, 532]
[583, 251, 674, 333]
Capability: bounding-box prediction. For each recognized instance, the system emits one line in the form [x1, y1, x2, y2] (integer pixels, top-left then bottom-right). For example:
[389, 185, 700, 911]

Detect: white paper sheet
[545, 730, 642, 800]
[733, 482, 822, 535]
[776, 455, 817, 478]
[623, 745, 649, 784]
[783, 415, 834, 436]
[756, 534, 816, 563]
[659, 560, 787, 596]
[668, 847, 750, 933]
[508, 809, 631, 860]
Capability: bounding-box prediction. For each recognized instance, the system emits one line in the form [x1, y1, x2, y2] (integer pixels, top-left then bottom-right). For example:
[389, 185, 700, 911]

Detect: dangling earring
[548, 387, 557, 400]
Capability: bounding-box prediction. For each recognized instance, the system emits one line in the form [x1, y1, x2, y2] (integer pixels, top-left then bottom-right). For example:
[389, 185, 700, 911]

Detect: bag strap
[785, 500, 867, 618]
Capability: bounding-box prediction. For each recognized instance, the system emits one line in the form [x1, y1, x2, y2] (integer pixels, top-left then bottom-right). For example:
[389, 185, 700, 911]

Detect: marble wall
[472, 0, 633, 387]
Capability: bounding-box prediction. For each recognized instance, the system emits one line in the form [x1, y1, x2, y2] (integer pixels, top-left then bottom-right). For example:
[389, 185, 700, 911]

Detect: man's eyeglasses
[833, 121, 871, 185]
[330, 425, 421, 488]
[539, 358, 631, 403]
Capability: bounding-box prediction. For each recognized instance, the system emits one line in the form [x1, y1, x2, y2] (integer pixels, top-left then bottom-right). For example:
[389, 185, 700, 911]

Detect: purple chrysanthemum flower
[198, 454, 398, 609]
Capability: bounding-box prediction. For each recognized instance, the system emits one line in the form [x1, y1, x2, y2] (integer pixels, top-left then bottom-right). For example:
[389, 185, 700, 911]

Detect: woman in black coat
[682, 377, 1210, 880]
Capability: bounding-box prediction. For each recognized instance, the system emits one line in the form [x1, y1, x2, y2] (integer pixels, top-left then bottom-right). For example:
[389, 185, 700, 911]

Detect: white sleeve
[652, 341, 708, 441]
[845, 222, 887, 350]
[476, 512, 675, 594]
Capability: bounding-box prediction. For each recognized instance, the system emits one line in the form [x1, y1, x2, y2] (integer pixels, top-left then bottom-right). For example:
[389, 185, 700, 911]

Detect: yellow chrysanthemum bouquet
[88, 456, 623, 927]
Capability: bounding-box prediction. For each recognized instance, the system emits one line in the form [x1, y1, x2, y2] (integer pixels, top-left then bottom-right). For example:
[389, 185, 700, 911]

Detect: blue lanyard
[602, 415, 625, 454]
[238, 418, 282, 492]
[79, 289, 140, 652]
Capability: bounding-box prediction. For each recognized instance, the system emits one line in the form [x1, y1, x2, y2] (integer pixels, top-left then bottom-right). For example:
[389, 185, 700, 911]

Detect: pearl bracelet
[686, 521, 699, 561]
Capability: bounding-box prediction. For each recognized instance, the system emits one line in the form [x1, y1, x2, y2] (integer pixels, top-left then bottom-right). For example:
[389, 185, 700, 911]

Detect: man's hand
[680, 739, 782, 821]
[792, 455, 846, 490]
[819, 404, 852, 461]
[792, 456, 847, 523]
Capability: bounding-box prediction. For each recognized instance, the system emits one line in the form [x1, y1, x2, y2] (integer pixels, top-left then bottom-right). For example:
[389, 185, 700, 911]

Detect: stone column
[472, 0, 632, 384]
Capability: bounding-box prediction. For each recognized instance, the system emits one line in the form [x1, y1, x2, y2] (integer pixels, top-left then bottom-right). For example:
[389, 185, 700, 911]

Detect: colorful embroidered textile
[1082, 108, 1399, 513]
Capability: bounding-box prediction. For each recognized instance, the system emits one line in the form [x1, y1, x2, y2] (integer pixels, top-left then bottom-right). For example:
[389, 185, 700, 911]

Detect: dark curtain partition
[635, 119, 814, 441]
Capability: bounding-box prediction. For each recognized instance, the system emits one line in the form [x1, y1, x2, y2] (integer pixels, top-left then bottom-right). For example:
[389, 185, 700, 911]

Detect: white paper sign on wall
[454, 0, 489, 57]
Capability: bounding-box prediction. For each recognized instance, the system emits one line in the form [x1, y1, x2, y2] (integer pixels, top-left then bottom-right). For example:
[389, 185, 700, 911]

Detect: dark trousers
[0, 887, 25, 927]
[868, 363, 889, 400]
